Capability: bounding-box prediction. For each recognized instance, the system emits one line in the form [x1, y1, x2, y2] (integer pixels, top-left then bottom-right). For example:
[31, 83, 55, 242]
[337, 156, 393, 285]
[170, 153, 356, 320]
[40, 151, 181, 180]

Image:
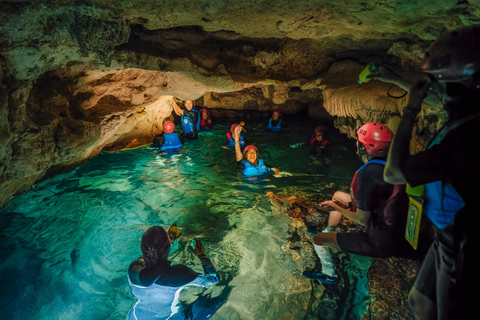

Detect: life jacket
[267, 118, 282, 132]
[310, 138, 328, 147]
[200, 114, 213, 128]
[243, 159, 269, 176]
[160, 133, 182, 150]
[226, 133, 245, 148]
[181, 109, 200, 134]
[350, 159, 386, 212]
[412, 115, 480, 230]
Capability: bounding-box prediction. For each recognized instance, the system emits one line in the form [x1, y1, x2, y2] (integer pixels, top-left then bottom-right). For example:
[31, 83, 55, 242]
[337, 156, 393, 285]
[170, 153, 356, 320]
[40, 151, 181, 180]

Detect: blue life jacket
[227, 134, 245, 148]
[267, 118, 282, 132]
[421, 116, 475, 229]
[181, 109, 200, 134]
[243, 159, 269, 176]
[161, 133, 183, 150]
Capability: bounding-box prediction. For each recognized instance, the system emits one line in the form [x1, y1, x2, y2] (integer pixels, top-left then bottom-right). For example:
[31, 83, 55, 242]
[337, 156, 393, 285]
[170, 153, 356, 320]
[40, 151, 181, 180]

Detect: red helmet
[357, 122, 393, 157]
[163, 121, 175, 133]
[243, 145, 258, 155]
[314, 125, 326, 134]
[230, 123, 239, 132]
[273, 109, 282, 115]
[421, 26, 480, 85]
[200, 108, 208, 114]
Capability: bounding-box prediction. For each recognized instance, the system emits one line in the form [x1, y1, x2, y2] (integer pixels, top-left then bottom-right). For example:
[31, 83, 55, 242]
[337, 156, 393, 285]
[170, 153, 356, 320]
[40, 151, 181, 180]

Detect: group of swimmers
[130, 26, 480, 320]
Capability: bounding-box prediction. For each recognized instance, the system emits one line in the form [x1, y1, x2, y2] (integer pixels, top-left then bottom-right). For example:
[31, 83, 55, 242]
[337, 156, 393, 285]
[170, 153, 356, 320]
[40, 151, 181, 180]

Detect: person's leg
[303, 232, 340, 283]
[327, 211, 342, 231]
[408, 287, 437, 320]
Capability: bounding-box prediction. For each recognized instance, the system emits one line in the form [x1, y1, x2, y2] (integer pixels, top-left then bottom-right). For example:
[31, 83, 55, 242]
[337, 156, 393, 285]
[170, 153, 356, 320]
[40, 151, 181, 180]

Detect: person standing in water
[233, 125, 280, 176]
[310, 125, 329, 157]
[227, 123, 246, 148]
[199, 108, 213, 130]
[304, 122, 411, 284]
[152, 121, 185, 150]
[171, 99, 200, 139]
[127, 226, 219, 319]
[266, 109, 285, 132]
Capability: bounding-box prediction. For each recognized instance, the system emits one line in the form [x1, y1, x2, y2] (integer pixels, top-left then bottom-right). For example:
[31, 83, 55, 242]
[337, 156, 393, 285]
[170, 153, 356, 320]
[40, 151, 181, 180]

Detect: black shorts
[412, 238, 455, 319]
[337, 227, 404, 258]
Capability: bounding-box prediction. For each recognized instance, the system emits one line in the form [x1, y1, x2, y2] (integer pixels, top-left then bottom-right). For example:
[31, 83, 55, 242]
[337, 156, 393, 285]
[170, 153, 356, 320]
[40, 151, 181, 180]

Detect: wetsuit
[400, 114, 480, 319]
[336, 159, 410, 258]
[127, 256, 218, 320]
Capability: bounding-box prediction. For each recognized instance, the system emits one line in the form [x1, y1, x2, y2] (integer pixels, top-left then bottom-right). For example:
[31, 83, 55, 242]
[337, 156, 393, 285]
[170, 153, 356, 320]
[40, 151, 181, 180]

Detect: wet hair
[141, 226, 171, 268]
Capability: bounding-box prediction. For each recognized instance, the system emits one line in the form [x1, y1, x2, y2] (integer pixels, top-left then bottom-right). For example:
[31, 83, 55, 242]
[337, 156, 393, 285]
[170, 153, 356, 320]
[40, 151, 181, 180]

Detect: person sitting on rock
[303, 122, 411, 284]
[226, 123, 246, 148]
[233, 125, 280, 176]
[152, 121, 185, 150]
[310, 125, 329, 157]
[199, 108, 213, 130]
[127, 226, 219, 320]
[266, 109, 285, 132]
[171, 98, 200, 139]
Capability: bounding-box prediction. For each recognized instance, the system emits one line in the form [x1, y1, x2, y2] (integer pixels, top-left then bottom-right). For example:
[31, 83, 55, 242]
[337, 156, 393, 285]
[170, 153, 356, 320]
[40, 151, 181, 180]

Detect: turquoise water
[0, 117, 370, 320]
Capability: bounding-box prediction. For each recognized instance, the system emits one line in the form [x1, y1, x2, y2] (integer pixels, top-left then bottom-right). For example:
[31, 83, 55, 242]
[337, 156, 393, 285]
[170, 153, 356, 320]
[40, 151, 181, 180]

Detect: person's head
[163, 121, 175, 133]
[200, 108, 208, 119]
[141, 226, 170, 268]
[243, 145, 258, 164]
[230, 123, 239, 133]
[314, 125, 327, 142]
[184, 100, 195, 111]
[421, 26, 480, 106]
[356, 122, 393, 162]
[272, 109, 281, 120]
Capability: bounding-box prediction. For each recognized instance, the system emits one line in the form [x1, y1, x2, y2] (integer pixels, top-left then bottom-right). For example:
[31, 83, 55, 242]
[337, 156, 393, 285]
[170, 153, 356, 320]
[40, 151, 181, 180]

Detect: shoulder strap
[357, 159, 386, 173]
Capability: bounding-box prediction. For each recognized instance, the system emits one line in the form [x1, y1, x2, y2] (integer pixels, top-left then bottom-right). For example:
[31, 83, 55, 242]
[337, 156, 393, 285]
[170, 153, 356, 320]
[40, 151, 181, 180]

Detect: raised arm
[384, 77, 430, 184]
[233, 125, 244, 162]
[171, 98, 184, 116]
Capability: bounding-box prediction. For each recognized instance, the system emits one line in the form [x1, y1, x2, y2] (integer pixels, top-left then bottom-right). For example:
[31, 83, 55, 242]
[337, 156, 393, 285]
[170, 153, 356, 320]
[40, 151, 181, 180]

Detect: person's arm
[189, 238, 217, 277]
[171, 98, 184, 116]
[384, 77, 430, 184]
[368, 66, 442, 108]
[233, 125, 244, 162]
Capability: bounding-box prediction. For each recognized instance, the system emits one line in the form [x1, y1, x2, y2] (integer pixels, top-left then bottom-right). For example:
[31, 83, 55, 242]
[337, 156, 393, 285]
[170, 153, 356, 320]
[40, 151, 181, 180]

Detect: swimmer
[226, 123, 246, 148]
[199, 108, 213, 130]
[233, 125, 280, 176]
[171, 98, 200, 139]
[266, 109, 285, 132]
[152, 121, 185, 150]
[310, 125, 329, 156]
[127, 226, 218, 319]
[167, 223, 182, 242]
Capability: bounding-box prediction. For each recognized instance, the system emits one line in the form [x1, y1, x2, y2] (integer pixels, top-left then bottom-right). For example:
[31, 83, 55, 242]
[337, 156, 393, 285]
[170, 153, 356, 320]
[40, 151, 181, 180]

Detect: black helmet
[421, 26, 480, 87]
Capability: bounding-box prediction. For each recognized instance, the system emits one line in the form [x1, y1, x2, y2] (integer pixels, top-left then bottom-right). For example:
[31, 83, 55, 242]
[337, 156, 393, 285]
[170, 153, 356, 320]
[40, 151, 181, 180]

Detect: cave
[0, 1, 477, 319]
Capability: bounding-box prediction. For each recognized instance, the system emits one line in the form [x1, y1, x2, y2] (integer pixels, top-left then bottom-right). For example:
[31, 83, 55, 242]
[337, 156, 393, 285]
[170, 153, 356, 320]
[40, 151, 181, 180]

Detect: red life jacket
[310, 138, 328, 147]
[200, 114, 212, 128]
[350, 159, 386, 212]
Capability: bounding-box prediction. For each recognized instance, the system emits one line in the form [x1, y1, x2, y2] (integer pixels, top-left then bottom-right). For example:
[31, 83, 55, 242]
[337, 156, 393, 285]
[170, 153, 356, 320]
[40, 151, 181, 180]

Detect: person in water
[152, 121, 185, 150]
[171, 98, 200, 139]
[199, 108, 213, 130]
[226, 123, 246, 148]
[381, 26, 480, 320]
[233, 125, 280, 176]
[304, 122, 411, 284]
[310, 125, 329, 156]
[266, 109, 285, 132]
[127, 226, 219, 320]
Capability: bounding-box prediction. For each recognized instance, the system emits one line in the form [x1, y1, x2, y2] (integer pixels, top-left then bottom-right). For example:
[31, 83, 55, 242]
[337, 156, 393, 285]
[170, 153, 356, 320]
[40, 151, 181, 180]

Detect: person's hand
[188, 238, 206, 256]
[405, 75, 431, 115]
[366, 65, 399, 82]
[273, 168, 281, 177]
[233, 125, 243, 141]
[319, 200, 341, 209]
